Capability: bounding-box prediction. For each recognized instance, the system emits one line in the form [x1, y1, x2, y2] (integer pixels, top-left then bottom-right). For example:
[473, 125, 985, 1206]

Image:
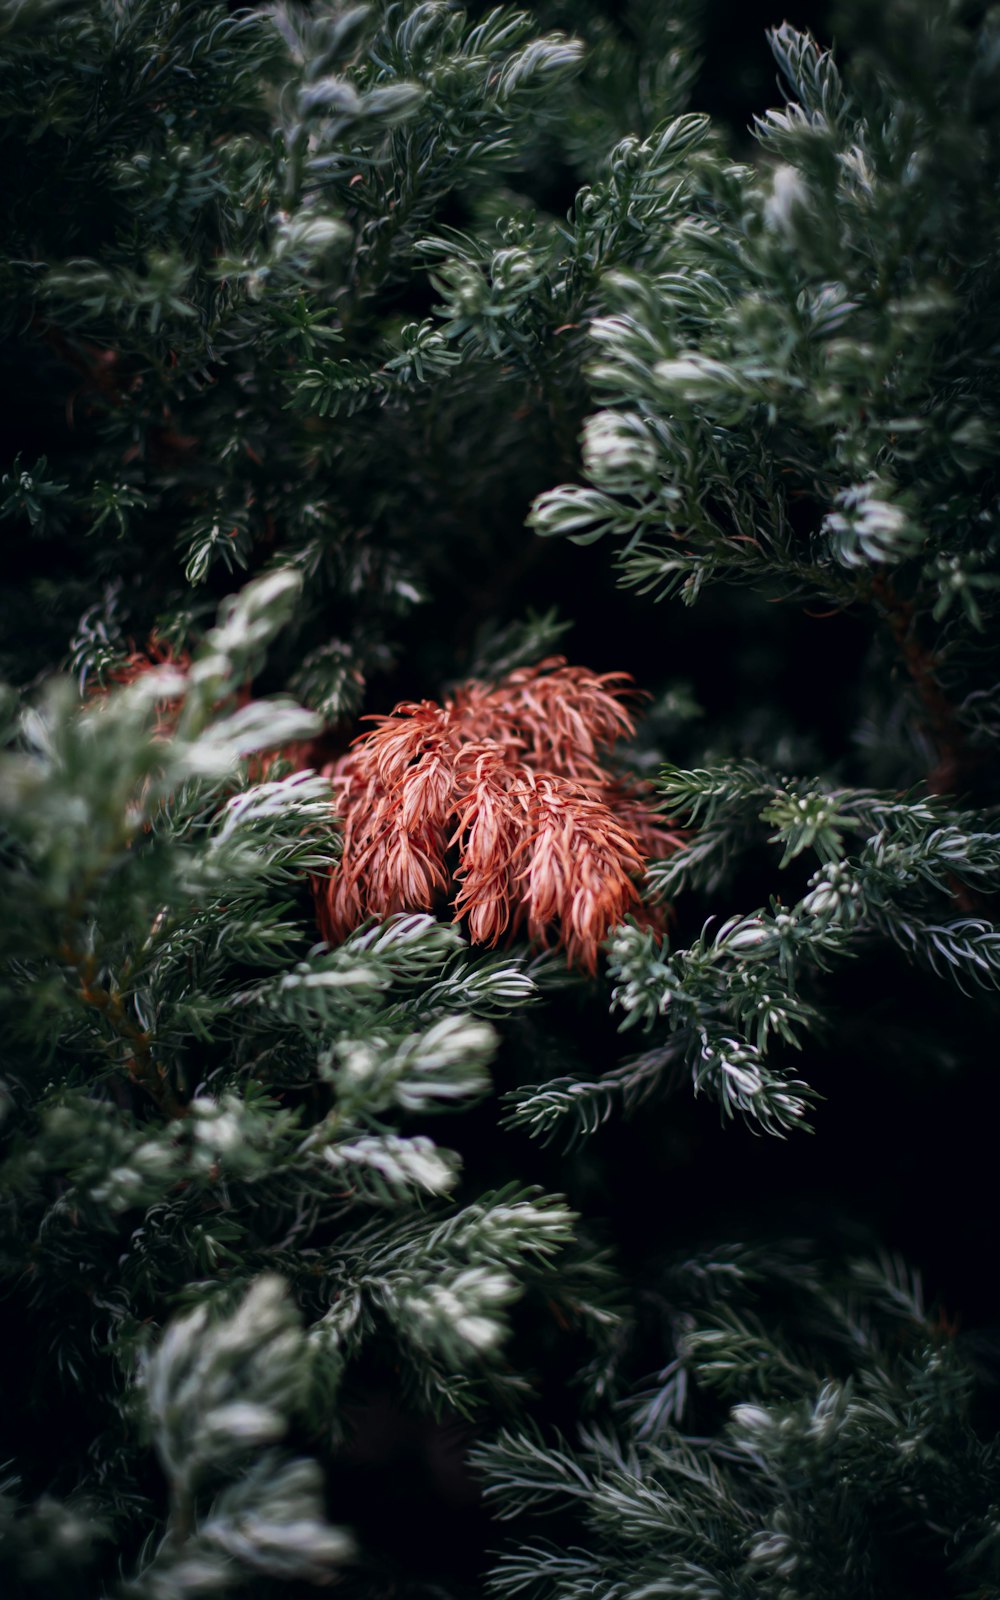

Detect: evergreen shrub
[2, 1, 999, 1595]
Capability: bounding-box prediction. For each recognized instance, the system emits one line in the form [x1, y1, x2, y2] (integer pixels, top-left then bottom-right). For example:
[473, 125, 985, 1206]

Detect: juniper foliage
[508, 0, 1000, 1142]
[0, 569, 590, 1592]
[2, 0, 1000, 1597]
[484, 5, 1000, 1593]
[478, 1249, 1000, 1600]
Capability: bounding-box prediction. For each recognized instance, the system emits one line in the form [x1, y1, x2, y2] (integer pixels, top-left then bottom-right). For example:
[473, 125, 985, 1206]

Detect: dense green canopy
[2, 2, 999, 1596]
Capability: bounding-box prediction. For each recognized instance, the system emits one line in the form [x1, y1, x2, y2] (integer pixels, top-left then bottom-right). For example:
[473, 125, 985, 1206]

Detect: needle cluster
[317, 658, 681, 971]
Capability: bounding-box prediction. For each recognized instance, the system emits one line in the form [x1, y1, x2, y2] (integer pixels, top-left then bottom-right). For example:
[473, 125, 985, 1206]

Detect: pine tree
[2, 1, 999, 1597]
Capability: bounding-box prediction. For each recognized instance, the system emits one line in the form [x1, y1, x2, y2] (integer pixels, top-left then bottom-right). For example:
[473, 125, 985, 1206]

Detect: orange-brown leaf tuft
[315, 658, 679, 971]
[96, 634, 192, 738]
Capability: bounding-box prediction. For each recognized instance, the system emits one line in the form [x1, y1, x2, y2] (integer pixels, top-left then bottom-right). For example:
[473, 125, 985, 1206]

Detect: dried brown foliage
[101, 634, 191, 737]
[316, 659, 682, 972]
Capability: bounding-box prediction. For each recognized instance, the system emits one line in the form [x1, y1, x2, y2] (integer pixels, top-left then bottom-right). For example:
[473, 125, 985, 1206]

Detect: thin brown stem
[871, 575, 967, 795]
[64, 945, 184, 1118]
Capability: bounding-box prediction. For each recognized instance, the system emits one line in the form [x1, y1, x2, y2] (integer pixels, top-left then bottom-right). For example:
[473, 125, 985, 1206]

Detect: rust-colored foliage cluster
[102, 633, 191, 737]
[96, 636, 310, 773]
[317, 659, 681, 972]
[104, 634, 188, 683]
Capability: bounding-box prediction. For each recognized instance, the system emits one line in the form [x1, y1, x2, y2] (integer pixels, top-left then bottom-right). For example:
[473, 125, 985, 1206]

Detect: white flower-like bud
[731, 1402, 774, 1433]
[581, 410, 658, 481]
[764, 164, 809, 232]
